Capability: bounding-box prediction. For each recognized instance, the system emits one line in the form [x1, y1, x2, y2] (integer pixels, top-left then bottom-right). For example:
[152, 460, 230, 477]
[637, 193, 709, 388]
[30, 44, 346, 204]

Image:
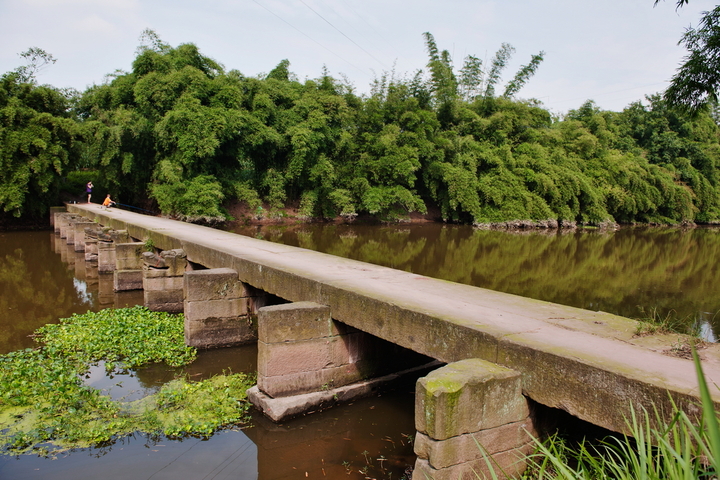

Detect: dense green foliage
[0, 72, 81, 218]
[3, 31, 720, 225]
[0, 307, 253, 454]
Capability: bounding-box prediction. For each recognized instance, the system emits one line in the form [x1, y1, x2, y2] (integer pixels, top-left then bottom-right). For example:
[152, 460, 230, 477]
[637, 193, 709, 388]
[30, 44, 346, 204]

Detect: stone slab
[258, 302, 335, 342]
[115, 243, 144, 270]
[113, 269, 143, 291]
[184, 268, 244, 302]
[184, 298, 247, 320]
[184, 315, 256, 348]
[143, 268, 184, 292]
[257, 332, 368, 377]
[257, 361, 371, 398]
[248, 361, 441, 422]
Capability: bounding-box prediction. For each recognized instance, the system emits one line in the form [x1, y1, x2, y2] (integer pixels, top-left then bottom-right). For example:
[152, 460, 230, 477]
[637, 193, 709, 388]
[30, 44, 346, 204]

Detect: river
[1, 224, 718, 479]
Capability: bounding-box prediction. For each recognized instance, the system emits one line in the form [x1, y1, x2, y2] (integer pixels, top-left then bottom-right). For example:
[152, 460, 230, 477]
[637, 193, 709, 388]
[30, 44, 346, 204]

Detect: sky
[0, 0, 716, 115]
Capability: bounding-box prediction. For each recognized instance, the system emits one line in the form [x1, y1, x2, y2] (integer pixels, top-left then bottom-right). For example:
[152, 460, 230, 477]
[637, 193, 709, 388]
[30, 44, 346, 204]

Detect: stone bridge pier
[247, 301, 437, 422]
[412, 360, 536, 480]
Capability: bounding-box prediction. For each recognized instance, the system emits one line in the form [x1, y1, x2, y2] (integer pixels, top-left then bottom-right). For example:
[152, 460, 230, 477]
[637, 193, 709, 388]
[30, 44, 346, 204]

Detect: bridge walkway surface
[66, 203, 720, 438]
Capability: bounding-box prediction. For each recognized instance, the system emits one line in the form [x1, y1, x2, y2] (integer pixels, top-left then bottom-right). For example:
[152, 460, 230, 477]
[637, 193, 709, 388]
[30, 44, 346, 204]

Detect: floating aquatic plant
[0, 307, 254, 455]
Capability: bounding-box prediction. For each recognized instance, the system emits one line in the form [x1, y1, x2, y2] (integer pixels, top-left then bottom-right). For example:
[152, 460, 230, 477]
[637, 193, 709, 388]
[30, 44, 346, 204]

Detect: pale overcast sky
[0, 0, 715, 114]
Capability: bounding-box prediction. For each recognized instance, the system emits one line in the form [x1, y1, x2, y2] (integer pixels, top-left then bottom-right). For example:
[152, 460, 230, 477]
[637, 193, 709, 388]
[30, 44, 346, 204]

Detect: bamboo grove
[2, 32, 720, 226]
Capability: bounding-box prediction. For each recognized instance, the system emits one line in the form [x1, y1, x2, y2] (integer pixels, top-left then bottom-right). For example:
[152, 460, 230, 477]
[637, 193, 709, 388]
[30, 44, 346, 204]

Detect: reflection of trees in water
[0, 232, 93, 353]
[235, 224, 720, 338]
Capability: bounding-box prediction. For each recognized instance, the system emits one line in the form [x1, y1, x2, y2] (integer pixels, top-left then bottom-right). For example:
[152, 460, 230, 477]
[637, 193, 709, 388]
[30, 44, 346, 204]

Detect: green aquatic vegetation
[35, 305, 196, 371]
[136, 374, 253, 437]
[0, 307, 254, 455]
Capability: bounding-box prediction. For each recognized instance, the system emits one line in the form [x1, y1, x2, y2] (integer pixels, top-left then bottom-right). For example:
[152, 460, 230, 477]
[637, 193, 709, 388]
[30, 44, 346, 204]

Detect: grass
[634, 306, 697, 337]
[507, 347, 719, 479]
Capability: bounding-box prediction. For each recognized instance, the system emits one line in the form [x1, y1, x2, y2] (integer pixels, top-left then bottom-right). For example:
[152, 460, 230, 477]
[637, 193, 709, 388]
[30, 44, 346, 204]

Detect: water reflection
[0, 429, 259, 480]
[232, 224, 720, 339]
[0, 232, 92, 354]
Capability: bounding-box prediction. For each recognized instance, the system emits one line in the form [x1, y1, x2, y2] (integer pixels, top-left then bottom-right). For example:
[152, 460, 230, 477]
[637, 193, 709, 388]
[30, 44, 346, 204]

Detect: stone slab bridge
[57, 204, 720, 480]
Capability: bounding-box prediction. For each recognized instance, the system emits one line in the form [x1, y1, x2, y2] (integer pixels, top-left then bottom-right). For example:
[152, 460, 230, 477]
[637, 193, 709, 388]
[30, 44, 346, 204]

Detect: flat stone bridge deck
[65, 204, 720, 436]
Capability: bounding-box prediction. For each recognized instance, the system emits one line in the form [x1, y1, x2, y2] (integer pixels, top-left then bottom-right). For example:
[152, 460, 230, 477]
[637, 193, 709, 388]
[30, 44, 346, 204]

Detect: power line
[297, 0, 389, 69]
[250, 0, 371, 78]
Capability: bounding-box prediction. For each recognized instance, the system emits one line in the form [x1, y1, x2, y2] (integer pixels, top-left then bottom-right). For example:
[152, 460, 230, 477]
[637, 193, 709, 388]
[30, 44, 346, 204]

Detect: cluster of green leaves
[72, 34, 720, 226]
[138, 374, 253, 437]
[0, 307, 254, 455]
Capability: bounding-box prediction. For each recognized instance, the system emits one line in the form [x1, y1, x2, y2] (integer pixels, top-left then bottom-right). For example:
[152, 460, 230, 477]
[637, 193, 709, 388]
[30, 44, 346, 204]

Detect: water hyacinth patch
[0, 307, 255, 455]
[35, 305, 197, 371]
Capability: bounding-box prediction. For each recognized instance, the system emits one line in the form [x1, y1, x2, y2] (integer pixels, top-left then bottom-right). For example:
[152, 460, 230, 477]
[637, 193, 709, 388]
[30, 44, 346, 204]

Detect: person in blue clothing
[86, 181, 94, 203]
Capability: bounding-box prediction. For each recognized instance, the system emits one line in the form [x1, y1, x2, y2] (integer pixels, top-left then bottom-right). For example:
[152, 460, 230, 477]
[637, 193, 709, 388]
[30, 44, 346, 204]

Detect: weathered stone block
[416, 359, 528, 441]
[258, 336, 360, 377]
[59, 214, 81, 240]
[414, 419, 536, 469]
[50, 207, 66, 229]
[258, 302, 334, 342]
[412, 448, 531, 480]
[142, 266, 184, 313]
[184, 268, 244, 302]
[185, 298, 246, 320]
[97, 241, 116, 273]
[144, 288, 184, 305]
[115, 243, 144, 270]
[183, 268, 256, 348]
[109, 230, 130, 243]
[143, 269, 184, 292]
[184, 315, 256, 348]
[162, 249, 187, 276]
[258, 360, 372, 398]
[113, 269, 144, 291]
[73, 221, 95, 252]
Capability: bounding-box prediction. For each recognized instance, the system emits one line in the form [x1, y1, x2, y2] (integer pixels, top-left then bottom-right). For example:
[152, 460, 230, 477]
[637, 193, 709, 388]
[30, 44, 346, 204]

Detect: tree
[0, 72, 81, 218]
[664, 5, 720, 113]
[653, 0, 689, 9]
[14, 47, 56, 84]
[422, 33, 545, 104]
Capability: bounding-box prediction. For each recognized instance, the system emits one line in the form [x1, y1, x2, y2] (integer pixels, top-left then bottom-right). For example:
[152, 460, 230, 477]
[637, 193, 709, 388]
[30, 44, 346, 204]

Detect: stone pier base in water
[113, 242, 145, 291]
[255, 302, 370, 398]
[412, 359, 536, 480]
[97, 241, 115, 273]
[183, 268, 258, 348]
[72, 221, 95, 252]
[142, 249, 187, 313]
[248, 301, 437, 422]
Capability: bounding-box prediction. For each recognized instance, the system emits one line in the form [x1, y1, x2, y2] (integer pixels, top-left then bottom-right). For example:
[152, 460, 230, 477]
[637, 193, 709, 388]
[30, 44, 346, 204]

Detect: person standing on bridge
[86, 181, 94, 203]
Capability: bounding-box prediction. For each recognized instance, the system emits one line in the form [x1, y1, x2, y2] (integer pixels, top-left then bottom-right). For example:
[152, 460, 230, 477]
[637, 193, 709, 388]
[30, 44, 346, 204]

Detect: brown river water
[1, 224, 719, 479]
